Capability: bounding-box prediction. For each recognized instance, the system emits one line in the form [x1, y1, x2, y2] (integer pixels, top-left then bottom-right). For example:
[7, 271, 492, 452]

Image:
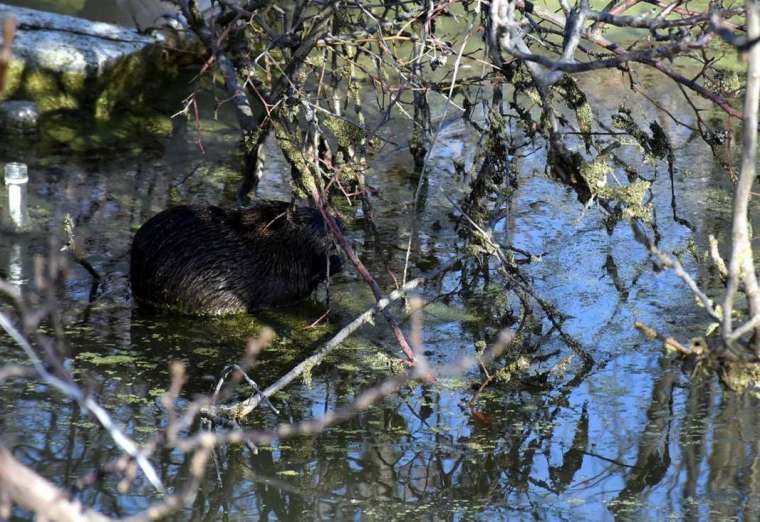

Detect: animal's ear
[289, 207, 324, 231]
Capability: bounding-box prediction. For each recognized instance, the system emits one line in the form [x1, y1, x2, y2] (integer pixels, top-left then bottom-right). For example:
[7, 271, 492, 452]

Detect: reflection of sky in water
[0, 68, 756, 519]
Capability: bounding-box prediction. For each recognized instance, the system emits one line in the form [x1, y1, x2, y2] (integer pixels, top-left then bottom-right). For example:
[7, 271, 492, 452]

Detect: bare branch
[722, 0, 760, 352]
[0, 311, 165, 493]
[0, 446, 112, 522]
[0, 16, 14, 94]
[630, 223, 720, 322]
[210, 258, 459, 420]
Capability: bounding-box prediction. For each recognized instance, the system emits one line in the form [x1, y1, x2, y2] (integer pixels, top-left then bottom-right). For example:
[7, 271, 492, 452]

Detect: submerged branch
[311, 185, 419, 365]
[209, 258, 459, 420]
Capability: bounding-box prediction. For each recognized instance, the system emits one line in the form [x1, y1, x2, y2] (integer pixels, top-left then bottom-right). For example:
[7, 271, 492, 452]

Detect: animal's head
[237, 201, 345, 280]
[287, 206, 345, 277]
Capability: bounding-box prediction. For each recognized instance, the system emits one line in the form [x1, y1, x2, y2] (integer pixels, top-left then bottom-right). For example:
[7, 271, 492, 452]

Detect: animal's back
[130, 202, 339, 315]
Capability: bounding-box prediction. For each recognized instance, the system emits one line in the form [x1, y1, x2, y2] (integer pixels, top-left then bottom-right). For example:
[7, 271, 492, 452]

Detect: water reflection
[0, 69, 757, 521]
[6, 244, 24, 285]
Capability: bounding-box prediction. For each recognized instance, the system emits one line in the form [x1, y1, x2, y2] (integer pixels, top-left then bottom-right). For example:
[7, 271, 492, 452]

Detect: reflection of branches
[610, 366, 676, 514]
[208, 258, 460, 420]
[618, 3, 760, 365]
[0, 446, 112, 522]
[484, 0, 760, 368]
[0, 277, 164, 493]
[0, 271, 498, 519]
[453, 197, 593, 366]
[173, 0, 760, 375]
[630, 221, 720, 323]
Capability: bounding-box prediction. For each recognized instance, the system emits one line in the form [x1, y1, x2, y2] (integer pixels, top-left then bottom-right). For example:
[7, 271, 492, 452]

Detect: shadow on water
[2, 50, 760, 519]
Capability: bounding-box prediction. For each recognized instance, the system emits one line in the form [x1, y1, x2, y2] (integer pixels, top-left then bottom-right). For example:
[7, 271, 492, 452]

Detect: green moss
[94, 91, 116, 121]
[301, 358, 318, 387]
[580, 157, 612, 190]
[192, 347, 218, 357]
[436, 377, 470, 390]
[273, 117, 318, 198]
[335, 363, 360, 372]
[0, 59, 25, 100]
[424, 302, 479, 323]
[94, 54, 153, 121]
[490, 356, 531, 384]
[322, 113, 364, 150]
[493, 367, 513, 383]
[39, 109, 172, 152]
[557, 75, 594, 149]
[597, 180, 653, 222]
[25, 69, 60, 98]
[720, 361, 760, 396]
[117, 393, 149, 405]
[37, 93, 79, 113]
[77, 352, 137, 366]
[363, 352, 407, 374]
[60, 71, 86, 94]
[525, 88, 541, 105]
[127, 113, 173, 136]
[576, 102, 593, 135]
[612, 107, 674, 168]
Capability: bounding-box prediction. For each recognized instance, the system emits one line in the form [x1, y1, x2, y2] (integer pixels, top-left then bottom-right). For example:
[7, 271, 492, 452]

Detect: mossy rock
[0, 4, 201, 124]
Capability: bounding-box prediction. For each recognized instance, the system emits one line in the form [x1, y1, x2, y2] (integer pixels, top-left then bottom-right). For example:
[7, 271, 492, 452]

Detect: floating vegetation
[76, 352, 137, 366]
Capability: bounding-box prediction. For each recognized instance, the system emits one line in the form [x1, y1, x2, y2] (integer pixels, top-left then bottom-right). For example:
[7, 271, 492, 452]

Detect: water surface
[0, 25, 756, 521]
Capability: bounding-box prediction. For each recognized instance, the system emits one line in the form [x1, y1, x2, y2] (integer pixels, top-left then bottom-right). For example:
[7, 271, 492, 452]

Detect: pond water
[2, 10, 759, 521]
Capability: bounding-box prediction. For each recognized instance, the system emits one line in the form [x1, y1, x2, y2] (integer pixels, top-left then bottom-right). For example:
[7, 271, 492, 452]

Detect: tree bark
[722, 0, 760, 354]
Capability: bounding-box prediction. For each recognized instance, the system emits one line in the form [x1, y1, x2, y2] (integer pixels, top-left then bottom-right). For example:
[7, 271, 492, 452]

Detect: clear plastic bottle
[4, 162, 30, 230]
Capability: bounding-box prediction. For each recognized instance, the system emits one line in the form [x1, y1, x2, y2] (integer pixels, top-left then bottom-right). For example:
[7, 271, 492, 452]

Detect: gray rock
[1, 3, 159, 75]
[0, 3, 200, 120]
[0, 100, 39, 133]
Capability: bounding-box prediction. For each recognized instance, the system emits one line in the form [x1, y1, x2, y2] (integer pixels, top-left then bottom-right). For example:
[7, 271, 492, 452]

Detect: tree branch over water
[722, 0, 760, 355]
[5, 0, 760, 516]
[0, 257, 495, 520]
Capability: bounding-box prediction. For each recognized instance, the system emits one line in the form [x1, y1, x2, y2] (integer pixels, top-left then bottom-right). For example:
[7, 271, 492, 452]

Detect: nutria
[130, 201, 342, 315]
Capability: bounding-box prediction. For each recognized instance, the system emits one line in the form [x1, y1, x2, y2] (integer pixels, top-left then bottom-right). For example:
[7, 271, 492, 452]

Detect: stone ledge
[0, 3, 200, 121]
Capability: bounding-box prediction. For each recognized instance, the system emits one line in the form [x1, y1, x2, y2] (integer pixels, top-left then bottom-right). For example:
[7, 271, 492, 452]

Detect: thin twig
[209, 257, 459, 420]
[0, 16, 15, 94]
[0, 312, 165, 493]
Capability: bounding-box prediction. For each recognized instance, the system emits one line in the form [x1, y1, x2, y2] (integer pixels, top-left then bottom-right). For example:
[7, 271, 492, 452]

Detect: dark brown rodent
[130, 201, 342, 315]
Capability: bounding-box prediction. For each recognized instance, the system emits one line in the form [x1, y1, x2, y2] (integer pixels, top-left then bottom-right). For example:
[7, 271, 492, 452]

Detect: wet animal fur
[130, 201, 342, 315]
